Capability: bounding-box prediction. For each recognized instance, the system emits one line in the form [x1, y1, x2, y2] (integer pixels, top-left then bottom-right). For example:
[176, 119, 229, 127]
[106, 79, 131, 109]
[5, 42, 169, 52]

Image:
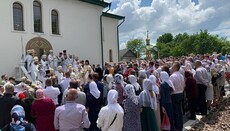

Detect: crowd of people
[0, 51, 229, 131]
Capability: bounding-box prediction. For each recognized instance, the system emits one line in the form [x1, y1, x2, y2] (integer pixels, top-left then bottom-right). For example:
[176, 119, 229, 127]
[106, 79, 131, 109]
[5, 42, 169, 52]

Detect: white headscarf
[139, 79, 157, 110]
[138, 70, 147, 79]
[114, 74, 125, 87]
[107, 89, 124, 113]
[160, 71, 175, 91]
[153, 69, 161, 78]
[128, 75, 141, 91]
[124, 84, 138, 105]
[185, 62, 193, 71]
[89, 81, 101, 99]
[149, 75, 159, 94]
[106, 74, 114, 89]
[185, 62, 196, 76]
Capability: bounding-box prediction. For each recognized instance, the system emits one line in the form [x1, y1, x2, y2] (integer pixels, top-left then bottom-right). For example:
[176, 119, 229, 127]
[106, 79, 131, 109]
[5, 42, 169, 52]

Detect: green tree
[221, 38, 230, 54]
[156, 42, 171, 58]
[157, 33, 173, 44]
[173, 33, 191, 55]
[155, 30, 230, 58]
[126, 39, 145, 58]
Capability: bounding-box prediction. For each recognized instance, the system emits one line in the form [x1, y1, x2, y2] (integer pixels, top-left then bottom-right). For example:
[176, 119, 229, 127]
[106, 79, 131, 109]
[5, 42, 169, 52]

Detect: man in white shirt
[194, 60, 210, 115]
[60, 72, 71, 93]
[169, 62, 185, 131]
[43, 78, 60, 105]
[54, 89, 90, 131]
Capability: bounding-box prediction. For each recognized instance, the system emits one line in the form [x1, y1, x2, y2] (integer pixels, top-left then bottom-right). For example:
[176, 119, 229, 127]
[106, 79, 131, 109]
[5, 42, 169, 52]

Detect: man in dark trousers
[194, 60, 210, 116]
[169, 62, 185, 131]
[0, 84, 21, 129]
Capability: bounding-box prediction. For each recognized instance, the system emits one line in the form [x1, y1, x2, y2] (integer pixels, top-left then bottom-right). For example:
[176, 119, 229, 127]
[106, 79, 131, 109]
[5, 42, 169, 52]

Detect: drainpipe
[117, 18, 125, 61]
[100, 3, 111, 67]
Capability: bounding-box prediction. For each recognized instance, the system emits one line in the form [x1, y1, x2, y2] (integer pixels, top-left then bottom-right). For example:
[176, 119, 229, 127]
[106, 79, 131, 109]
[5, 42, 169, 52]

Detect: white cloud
[210, 20, 230, 40]
[120, 42, 126, 49]
[111, 0, 230, 48]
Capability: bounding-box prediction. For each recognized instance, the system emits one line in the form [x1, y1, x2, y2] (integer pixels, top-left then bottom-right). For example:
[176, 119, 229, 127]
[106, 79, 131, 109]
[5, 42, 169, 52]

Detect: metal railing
[16, 62, 34, 83]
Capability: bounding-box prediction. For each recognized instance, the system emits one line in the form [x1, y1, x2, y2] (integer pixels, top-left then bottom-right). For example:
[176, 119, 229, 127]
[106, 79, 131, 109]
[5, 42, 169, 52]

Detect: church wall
[102, 16, 119, 64]
[0, 0, 104, 76]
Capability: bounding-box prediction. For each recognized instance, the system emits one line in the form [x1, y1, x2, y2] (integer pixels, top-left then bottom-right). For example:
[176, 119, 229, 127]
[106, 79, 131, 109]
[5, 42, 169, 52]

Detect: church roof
[119, 49, 137, 58]
[80, 0, 109, 8]
[102, 12, 125, 20]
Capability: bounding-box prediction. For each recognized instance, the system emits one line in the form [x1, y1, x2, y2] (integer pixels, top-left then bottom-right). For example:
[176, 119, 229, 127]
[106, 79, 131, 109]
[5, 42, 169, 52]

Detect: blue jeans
[171, 93, 183, 131]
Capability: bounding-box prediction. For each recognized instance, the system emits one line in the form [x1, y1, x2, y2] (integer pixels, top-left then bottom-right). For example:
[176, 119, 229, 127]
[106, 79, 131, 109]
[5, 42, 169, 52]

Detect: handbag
[161, 113, 170, 130]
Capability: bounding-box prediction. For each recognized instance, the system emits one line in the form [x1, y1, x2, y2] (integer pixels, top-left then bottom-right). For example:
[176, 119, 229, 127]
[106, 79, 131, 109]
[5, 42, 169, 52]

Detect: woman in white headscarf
[103, 74, 114, 105]
[160, 71, 175, 131]
[128, 75, 142, 95]
[114, 74, 126, 106]
[89, 79, 101, 99]
[185, 62, 196, 76]
[149, 75, 159, 95]
[106, 74, 114, 89]
[149, 74, 161, 129]
[115, 74, 126, 87]
[139, 79, 159, 131]
[123, 84, 141, 131]
[138, 70, 147, 89]
[97, 89, 124, 131]
[160, 71, 175, 90]
[86, 74, 102, 131]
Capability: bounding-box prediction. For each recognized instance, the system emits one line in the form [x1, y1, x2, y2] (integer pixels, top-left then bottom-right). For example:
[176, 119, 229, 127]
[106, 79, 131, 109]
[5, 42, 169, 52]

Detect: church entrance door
[26, 37, 53, 59]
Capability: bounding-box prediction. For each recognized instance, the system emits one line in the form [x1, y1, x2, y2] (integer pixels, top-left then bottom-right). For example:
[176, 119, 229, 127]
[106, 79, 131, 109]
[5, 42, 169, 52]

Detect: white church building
[0, 0, 125, 77]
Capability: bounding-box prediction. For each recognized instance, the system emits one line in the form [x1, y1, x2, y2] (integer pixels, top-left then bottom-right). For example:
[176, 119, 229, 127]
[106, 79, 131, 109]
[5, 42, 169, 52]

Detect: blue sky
[140, 0, 153, 7]
[110, 0, 154, 9]
[105, 0, 230, 49]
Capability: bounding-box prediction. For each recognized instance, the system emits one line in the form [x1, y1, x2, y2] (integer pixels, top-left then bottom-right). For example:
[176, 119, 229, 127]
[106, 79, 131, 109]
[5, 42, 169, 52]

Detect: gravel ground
[189, 93, 230, 131]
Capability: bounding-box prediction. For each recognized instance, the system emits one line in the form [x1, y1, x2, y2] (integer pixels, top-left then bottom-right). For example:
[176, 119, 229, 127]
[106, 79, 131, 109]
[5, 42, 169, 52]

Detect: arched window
[13, 2, 24, 31]
[33, 1, 42, 32]
[109, 49, 113, 62]
[51, 10, 59, 34]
